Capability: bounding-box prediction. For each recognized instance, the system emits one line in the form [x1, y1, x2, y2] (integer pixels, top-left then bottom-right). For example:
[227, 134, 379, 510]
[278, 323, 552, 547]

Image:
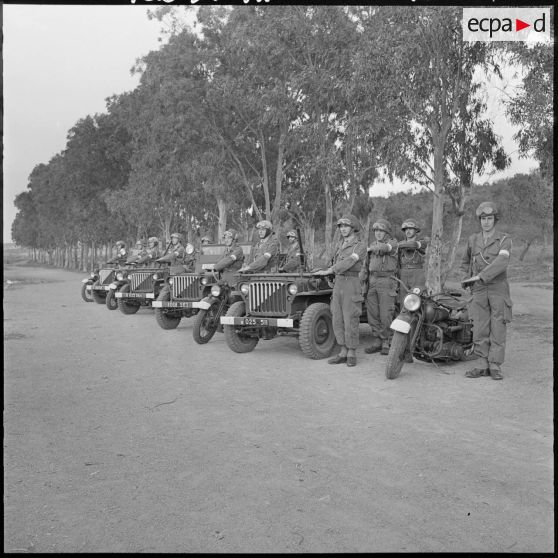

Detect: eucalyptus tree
[354, 6, 509, 291]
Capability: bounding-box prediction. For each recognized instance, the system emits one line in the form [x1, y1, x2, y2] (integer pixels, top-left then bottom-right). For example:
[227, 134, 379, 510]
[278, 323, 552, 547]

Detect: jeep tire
[81, 282, 93, 302]
[223, 301, 259, 353]
[299, 302, 336, 359]
[105, 288, 118, 311]
[154, 286, 181, 330]
[91, 281, 106, 304]
[117, 284, 140, 315]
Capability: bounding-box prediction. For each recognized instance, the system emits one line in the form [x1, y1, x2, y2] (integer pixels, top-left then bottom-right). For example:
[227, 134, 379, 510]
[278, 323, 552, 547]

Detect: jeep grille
[248, 281, 287, 316]
[131, 272, 154, 293]
[99, 269, 115, 285]
[172, 275, 202, 300]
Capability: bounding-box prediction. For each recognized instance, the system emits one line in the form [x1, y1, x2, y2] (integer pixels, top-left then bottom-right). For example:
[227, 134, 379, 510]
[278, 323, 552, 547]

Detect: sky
[2, 5, 538, 243]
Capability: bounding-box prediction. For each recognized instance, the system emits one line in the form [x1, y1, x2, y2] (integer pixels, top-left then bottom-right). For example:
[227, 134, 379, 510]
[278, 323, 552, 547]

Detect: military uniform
[108, 243, 128, 266]
[330, 225, 367, 353]
[398, 220, 429, 306]
[136, 246, 161, 265]
[460, 226, 512, 372]
[362, 232, 399, 353]
[168, 241, 189, 274]
[282, 240, 302, 272]
[245, 234, 280, 272]
[214, 243, 245, 273]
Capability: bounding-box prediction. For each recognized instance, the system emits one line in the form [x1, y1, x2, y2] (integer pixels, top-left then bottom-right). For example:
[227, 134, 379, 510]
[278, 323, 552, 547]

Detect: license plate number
[125, 293, 145, 298]
[243, 317, 268, 326]
[166, 302, 192, 308]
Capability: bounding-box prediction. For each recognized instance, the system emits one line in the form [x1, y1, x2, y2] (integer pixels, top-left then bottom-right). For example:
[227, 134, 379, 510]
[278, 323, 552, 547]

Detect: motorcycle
[386, 279, 474, 379]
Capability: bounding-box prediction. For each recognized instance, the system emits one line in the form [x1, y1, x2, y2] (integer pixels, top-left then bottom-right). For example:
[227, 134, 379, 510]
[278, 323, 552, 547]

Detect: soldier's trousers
[469, 282, 513, 366]
[399, 267, 425, 307]
[366, 276, 398, 342]
[331, 275, 363, 350]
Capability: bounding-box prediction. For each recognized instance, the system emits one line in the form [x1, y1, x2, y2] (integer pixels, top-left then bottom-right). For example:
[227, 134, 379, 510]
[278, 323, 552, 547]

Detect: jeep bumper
[220, 316, 294, 327]
[115, 292, 155, 299]
[152, 300, 196, 308]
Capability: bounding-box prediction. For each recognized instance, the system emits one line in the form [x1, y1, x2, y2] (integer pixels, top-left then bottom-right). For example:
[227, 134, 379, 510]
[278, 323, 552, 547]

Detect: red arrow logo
[516, 19, 530, 31]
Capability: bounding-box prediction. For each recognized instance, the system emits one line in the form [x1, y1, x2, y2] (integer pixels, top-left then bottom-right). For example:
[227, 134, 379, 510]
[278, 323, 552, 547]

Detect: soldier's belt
[337, 271, 360, 277]
[221, 316, 294, 328]
[369, 271, 395, 277]
[400, 265, 423, 270]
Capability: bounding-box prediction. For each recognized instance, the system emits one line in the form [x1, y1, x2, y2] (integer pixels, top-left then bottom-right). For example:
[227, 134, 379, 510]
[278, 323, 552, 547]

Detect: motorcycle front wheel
[192, 303, 222, 344]
[385, 331, 408, 380]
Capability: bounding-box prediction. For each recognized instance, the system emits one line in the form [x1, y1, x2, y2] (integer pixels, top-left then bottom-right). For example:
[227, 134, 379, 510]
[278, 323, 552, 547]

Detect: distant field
[3, 244, 29, 265]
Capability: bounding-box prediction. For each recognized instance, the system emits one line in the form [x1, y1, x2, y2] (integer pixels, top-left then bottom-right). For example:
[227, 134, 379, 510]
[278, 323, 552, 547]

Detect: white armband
[417, 242, 422, 249]
[498, 250, 510, 257]
[263, 252, 271, 259]
[386, 244, 392, 252]
[350, 253, 360, 262]
[230, 254, 237, 261]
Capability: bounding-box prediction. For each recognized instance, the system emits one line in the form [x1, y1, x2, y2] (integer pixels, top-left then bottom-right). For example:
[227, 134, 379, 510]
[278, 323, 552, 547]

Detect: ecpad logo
[463, 8, 551, 43]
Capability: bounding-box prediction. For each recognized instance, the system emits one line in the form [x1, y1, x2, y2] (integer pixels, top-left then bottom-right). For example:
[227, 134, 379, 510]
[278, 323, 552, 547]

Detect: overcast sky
[2, 5, 538, 243]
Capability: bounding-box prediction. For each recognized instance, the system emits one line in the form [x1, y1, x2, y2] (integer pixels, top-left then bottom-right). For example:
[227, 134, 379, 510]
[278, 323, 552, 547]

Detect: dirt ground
[3, 263, 554, 553]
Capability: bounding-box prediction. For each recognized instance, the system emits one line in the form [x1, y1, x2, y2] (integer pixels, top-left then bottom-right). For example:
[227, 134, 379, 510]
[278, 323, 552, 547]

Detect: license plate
[242, 317, 269, 326]
[125, 293, 146, 298]
[165, 301, 192, 308]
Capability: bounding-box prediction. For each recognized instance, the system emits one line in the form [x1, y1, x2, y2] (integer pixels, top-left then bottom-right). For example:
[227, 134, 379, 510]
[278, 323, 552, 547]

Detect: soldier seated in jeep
[90, 241, 127, 305]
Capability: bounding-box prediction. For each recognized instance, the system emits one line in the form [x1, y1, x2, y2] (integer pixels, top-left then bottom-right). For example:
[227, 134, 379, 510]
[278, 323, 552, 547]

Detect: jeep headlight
[201, 277, 208, 285]
[211, 285, 221, 297]
[89, 272, 96, 278]
[288, 283, 298, 295]
[169, 277, 174, 286]
[116, 271, 125, 281]
[153, 273, 159, 280]
[185, 243, 194, 255]
[403, 293, 421, 312]
[240, 283, 249, 295]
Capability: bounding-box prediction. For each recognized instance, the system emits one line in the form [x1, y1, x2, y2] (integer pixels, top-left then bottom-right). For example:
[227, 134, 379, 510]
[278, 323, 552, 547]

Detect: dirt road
[3, 264, 554, 552]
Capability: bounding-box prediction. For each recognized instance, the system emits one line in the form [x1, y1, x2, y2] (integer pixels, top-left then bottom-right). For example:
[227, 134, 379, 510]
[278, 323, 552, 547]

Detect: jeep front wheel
[299, 302, 336, 359]
[105, 288, 118, 311]
[154, 286, 181, 330]
[81, 283, 93, 302]
[117, 284, 140, 315]
[91, 281, 106, 304]
[223, 301, 259, 353]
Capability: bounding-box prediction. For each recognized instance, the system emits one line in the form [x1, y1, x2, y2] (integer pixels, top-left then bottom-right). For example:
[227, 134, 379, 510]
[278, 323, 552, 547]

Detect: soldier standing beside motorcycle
[214, 229, 245, 273]
[460, 201, 513, 380]
[239, 220, 280, 273]
[315, 215, 367, 367]
[397, 219, 429, 307]
[362, 219, 399, 356]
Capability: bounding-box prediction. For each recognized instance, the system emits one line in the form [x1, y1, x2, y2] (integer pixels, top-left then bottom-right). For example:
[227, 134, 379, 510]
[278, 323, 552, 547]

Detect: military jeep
[152, 243, 251, 330]
[90, 265, 119, 305]
[113, 265, 170, 315]
[220, 271, 339, 359]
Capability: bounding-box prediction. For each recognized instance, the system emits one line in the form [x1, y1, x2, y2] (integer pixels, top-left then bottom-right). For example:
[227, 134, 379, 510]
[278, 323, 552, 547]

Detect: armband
[498, 250, 510, 257]
[230, 254, 237, 261]
[263, 252, 271, 259]
[350, 253, 360, 261]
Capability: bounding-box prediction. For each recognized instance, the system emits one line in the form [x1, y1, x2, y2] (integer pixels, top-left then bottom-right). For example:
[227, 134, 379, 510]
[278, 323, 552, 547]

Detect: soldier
[460, 201, 512, 380]
[129, 239, 147, 264]
[107, 240, 128, 265]
[239, 220, 280, 272]
[136, 237, 160, 265]
[362, 219, 399, 355]
[315, 215, 367, 367]
[280, 230, 303, 272]
[166, 232, 193, 274]
[398, 219, 429, 307]
[214, 229, 245, 273]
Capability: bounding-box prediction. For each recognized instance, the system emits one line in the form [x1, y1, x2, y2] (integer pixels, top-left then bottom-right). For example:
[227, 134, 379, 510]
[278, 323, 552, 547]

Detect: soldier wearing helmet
[135, 237, 160, 265]
[107, 240, 128, 265]
[214, 229, 245, 273]
[279, 230, 304, 273]
[166, 232, 192, 274]
[398, 219, 430, 307]
[239, 219, 280, 272]
[315, 214, 367, 367]
[361, 218, 399, 355]
[201, 236, 212, 245]
[128, 239, 148, 265]
[460, 201, 512, 380]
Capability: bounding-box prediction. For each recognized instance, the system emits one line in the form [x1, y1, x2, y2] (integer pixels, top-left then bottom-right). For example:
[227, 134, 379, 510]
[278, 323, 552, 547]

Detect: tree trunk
[271, 126, 286, 226]
[324, 180, 333, 260]
[426, 142, 445, 294]
[216, 196, 227, 240]
[442, 211, 464, 287]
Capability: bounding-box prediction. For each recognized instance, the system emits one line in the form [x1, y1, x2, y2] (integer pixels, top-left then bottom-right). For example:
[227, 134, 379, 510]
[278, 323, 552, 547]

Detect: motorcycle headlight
[211, 285, 221, 297]
[287, 283, 298, 295]
[169, 277, 174, 286]
[185, 243, 194, 255]
[201, 277, 208, 285]
[403, 293, 421, 312]
[116, 271, 125, 281]
[240, 283, 249, 295]
[412, 287, 421, 295]
[89, 272, 96, 278]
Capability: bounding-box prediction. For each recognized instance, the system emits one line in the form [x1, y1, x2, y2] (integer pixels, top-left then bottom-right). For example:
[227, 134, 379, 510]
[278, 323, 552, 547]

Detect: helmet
[286, 230, 297, 239]
[256, 220, 272, 230]
[372, 219, 392, 235]
[135, 239, 146, 247]
[148, 236, 159, 246]
[336, 214, 361, 232]
[401, 219, 421, 233]
[170, 232, 183, 242]
[476, 201, 499, 219]
[201, 236, 212, 244]
[115, 240, 125, 248]
[223, 229, 239, 241]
